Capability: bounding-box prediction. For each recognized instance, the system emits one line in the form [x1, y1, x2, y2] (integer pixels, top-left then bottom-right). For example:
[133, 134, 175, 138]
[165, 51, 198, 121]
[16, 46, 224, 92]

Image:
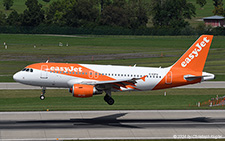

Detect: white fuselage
[13, 63, 171, 91]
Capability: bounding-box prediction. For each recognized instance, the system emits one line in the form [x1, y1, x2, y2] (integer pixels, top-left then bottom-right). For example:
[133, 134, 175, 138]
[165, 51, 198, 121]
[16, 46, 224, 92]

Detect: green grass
[0, 89, 224, 111]
[0, 34, 225, 82]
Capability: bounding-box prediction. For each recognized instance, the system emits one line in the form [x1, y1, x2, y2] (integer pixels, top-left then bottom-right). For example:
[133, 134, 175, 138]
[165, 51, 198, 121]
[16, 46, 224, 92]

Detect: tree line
[0, 0, 225, 35]
[1, 0, 196, 28]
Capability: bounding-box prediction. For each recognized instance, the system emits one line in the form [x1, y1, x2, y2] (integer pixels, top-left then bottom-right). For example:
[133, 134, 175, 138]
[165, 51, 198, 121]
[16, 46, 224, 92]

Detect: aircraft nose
[13, 72, 22, 82]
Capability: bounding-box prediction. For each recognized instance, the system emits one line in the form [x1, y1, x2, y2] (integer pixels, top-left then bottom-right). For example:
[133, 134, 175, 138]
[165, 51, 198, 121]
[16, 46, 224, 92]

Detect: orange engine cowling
[71, 84, 102, 98]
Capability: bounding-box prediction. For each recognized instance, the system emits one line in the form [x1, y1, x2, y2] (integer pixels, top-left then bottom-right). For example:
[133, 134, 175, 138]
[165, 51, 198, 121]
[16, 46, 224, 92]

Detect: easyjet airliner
[13, 35, 215, 105]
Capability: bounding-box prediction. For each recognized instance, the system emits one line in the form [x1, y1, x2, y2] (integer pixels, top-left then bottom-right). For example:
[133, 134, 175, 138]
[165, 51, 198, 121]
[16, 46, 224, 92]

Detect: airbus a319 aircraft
[13, 35, 215, 105]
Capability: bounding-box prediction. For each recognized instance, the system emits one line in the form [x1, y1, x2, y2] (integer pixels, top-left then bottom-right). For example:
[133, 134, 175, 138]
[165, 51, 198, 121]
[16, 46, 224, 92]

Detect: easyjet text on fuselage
[50, 66, 82, 72]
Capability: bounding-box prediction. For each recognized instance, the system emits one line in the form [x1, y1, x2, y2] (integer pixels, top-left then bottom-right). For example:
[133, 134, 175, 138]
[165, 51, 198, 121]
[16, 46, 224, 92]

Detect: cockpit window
[22, 68, 34, 73]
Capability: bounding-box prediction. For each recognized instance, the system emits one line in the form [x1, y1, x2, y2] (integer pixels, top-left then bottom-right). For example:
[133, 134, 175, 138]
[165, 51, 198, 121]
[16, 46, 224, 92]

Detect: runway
[0, 110, 225, 140]
[0, 81, 225, 89]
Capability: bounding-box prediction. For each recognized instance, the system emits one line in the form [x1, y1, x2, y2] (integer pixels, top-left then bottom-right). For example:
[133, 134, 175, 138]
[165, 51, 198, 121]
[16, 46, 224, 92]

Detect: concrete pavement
[0, 110, 225, 140]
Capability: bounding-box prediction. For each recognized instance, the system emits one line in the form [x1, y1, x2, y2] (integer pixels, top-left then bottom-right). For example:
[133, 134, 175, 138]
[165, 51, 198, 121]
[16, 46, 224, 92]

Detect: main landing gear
[104, 89, 114, 105]
[40, 87, 46, 100]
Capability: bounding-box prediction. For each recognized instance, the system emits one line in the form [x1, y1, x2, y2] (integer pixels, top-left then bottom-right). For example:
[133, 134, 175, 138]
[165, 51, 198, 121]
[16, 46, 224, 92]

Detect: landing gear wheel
[104, 95, 109, 101]
[40, 95, 45, 100]
[104, 95, 114, 105]
[107, 97, 114, 105]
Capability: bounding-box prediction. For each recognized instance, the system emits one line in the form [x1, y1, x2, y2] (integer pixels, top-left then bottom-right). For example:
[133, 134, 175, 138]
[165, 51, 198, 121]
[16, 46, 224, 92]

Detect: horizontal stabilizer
[184, 72, 215, 81]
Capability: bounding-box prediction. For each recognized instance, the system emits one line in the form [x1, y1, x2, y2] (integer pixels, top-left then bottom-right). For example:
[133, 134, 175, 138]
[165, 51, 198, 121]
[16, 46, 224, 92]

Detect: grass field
[0, 34, 225, 82]
[0, 88, 224, 111]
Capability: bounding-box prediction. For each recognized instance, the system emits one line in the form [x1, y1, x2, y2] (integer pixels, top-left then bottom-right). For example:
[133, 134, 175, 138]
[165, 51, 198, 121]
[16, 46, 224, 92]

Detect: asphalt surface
[0, 81, 225, 90]
[0, 110, 225, 140]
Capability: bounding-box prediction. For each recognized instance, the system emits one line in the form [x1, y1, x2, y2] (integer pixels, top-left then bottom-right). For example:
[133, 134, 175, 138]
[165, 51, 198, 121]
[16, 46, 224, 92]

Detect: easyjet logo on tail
[181, 37, 210, 67]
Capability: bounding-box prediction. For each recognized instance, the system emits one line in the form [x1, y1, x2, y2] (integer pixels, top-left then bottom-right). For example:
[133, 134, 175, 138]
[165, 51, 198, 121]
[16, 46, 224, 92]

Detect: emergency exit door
[41, 65, 48, 79]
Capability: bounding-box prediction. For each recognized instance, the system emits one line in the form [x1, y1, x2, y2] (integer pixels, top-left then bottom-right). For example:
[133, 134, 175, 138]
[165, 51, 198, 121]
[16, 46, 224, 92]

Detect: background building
[203, 15, 225, 27]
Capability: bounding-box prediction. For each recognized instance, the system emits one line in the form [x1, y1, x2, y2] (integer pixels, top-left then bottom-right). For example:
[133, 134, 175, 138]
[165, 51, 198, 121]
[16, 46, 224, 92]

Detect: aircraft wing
[81, 75, 147, 91]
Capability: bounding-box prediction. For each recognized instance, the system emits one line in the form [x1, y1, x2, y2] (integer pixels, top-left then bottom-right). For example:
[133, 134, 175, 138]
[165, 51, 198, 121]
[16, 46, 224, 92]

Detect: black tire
[107, 98, 114, 105]
[104, 95, 109, 102]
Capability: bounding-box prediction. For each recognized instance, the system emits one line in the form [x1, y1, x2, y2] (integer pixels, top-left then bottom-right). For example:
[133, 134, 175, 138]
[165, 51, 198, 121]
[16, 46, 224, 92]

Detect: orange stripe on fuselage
[26, 63, 115, 81]
[152, 68, 201, 90]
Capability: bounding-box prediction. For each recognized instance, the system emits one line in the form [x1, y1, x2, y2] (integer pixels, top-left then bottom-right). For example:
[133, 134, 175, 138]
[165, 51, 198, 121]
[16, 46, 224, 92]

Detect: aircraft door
[41, 65, 48, 79]
[165, 71, 172, 84]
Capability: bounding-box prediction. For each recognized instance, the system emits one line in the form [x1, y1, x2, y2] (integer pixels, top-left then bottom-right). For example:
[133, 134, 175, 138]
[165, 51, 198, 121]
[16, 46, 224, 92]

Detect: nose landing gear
[40, 87, 46, 100]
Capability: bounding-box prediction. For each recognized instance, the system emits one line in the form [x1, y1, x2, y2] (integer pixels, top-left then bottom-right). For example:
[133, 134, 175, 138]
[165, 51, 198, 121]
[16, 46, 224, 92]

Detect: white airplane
[13, 35, 215, 105]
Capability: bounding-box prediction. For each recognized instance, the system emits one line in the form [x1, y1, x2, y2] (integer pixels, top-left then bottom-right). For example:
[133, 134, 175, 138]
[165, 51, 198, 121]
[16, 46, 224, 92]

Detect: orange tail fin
[172, 35, 213, 72]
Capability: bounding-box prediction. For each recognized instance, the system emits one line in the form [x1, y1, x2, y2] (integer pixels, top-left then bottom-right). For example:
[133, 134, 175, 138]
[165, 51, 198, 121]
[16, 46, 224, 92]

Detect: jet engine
[70, 84, 102, 98]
